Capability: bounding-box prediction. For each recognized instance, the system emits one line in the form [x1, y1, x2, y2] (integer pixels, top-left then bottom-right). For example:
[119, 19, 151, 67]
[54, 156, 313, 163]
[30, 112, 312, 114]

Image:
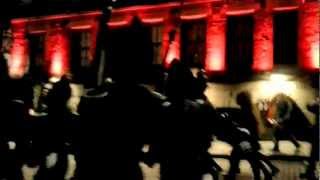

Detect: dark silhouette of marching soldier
[35, 75, 72, 180]
[223, 91, 279, 180]
[0, 55, 25, 180]
[236, 91, 259, 139]
[220, 110, 278, 180]
[226, 123, 266, 180]
[300, 97, 319, 180]
[153, 59, 220, 180]
[78, 74, 165, 180]
[8, 75, 34, 180]
[78, 10, 163, 180]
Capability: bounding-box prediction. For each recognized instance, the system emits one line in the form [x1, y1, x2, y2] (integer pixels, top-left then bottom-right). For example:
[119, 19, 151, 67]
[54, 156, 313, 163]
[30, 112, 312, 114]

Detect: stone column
[10, 20, 28, 78]
[298, 1, 319, 71]
[45, 23, 70, 77]
[205, 4, 227, 73]
[252, 9, 273, 72]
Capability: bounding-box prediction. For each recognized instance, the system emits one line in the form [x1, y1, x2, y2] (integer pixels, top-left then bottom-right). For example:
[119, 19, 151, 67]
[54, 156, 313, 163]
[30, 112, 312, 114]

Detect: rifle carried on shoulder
[91, 0, 114, 87]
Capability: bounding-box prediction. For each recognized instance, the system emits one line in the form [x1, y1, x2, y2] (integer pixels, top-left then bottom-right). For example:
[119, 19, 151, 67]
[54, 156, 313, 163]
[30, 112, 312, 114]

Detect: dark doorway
[70, 31, 82, 83]
[226, 15, 254, 79]
[106, 17, 154, 83]
[274, 11, 298, 65]
[70, 31, 93, 84]
[181, 20, 206, 68]
[28, 33, 46, 82]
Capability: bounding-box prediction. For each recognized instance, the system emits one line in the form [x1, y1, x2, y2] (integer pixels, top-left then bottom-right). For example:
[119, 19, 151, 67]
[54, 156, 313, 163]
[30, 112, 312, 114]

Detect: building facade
[4, 0, 320, 122]
[7, 0, 319, 78]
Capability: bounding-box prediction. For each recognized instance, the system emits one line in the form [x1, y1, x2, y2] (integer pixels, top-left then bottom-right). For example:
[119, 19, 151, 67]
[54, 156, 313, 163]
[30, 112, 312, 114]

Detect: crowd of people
[0, 56, 318, 180]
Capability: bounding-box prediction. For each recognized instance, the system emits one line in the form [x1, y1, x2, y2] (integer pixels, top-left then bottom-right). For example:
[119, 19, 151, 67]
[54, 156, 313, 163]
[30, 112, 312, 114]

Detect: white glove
[46, 153, 58, 169]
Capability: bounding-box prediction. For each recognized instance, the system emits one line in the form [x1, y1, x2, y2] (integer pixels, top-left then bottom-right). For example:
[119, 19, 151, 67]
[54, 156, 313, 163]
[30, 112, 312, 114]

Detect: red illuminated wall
[162, 26, 181, 68]
[205, 5, 227, 73]
[89, 20, 99, 63]
[10, 21, 28, 78]
[9, 0, 319, 78]
[162, 12, 181, 68]
[45, 26, 70, 77]
[298, 2, 320, 72]
[253, 10, 273, 72]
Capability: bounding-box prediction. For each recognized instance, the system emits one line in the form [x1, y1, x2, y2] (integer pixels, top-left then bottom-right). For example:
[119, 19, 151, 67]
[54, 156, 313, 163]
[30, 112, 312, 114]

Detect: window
[28, 33, 46, 81]
[151, 25, 163, 65]
[70, 31, 92, 83]
[274, 11, 298, 65]
[226, 15, 254, 78]
[107, 18, 154, 83]
[181, 20, 206, 68]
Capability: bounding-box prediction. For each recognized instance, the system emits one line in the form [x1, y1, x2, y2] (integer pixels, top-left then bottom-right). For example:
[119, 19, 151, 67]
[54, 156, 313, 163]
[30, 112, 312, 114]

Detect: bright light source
[46, 31, 69, 78]
[259, 73, 297, 97]
[10, 34, 27, 78]
[257, 80, 297, 98]
[269, 73, 290, 82]
[312, 43, 319, 69]
[49, 77, 61, 83]
[51, 53, 63, 77]
[205, 13, 226, 73]
[165, 42, 180, 68]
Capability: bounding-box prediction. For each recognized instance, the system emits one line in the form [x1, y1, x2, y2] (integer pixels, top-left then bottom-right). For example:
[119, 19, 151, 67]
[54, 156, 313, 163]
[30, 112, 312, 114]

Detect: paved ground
[209, 140, 314, 180]
[22, 140, 315, 180]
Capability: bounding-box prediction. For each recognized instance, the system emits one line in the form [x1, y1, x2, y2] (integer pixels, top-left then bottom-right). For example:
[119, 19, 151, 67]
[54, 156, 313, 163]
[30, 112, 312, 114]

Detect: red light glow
[162, 14, 181, 68]
[165, 40, 181, 67]
[45, 28, 70, 77]
[108, 20, 132, 28]
[226, 9, 256, 16]
[108, 15, 133, 28]
[253, 11, 273, 72]
[180, 13, 208, 20]
[205, 12, 227, 73]
[51, 53, 64, 76]
[112, 2, 179, 13]
[10, 38, 28, 78]
[273, 6, 299, 12]
[298, 2, 320, 72]
[70, 25, 92, 30]
[10, 22, 28, 78]
[12, 0, 318, 75]
[17, 11, 101, 24]
[140, 17, 164, 24]
[89, 20, 99, 63]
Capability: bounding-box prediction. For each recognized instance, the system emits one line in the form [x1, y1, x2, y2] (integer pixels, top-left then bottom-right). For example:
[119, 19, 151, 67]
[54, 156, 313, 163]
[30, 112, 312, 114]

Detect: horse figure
[266, 93, 312, 151]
